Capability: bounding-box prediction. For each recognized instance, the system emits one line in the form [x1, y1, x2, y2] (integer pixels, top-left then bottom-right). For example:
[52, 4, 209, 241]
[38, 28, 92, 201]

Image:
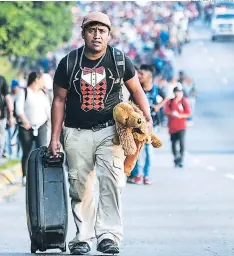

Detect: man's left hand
[146, 120, 153, 134]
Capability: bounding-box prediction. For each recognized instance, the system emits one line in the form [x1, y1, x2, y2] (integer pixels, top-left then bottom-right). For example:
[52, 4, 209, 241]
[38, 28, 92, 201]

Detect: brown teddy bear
[113, 102, 162, 176]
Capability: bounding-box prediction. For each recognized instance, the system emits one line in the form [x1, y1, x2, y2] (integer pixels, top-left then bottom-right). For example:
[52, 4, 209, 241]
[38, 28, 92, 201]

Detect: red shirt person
[165, 85, 191, 167]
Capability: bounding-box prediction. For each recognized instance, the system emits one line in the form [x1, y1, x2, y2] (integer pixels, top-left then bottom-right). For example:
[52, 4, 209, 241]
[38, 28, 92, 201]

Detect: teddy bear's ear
[113, 106, 129, 125]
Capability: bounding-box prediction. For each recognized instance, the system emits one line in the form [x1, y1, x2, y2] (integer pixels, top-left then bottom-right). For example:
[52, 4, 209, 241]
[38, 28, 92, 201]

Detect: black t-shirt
[0, 75, 9, 119]
[54, 45, 135, 128]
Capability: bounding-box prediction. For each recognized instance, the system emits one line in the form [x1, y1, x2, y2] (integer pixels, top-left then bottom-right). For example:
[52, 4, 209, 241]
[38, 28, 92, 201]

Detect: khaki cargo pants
[63, 125, 126, 249]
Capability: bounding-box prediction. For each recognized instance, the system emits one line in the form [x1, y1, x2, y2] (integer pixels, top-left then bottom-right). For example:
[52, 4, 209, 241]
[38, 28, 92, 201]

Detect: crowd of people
[126, 66, 197, 185]
[70, 1, 199, 77]
[0, 71, 53, 176]
[0, 62, 197, 188]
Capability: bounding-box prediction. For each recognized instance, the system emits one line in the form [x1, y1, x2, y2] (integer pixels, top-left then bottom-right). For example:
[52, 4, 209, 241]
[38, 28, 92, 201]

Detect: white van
[211, 10, 234, 41]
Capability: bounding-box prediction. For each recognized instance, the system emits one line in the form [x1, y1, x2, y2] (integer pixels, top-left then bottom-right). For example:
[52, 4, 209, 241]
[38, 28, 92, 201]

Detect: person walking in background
[42, 70, 54, 106]
[158, 77, 169, 127]
[15, 71, 50, 186]
[177, 70, 185, 84]
[4, 80, 22, 159]
[165, 85, 191, 168]
[183, 76, 197, 125]
[42, 70, 54, 143]
[17, 71, 27, 88]
[128, 64, 167, 185]
[0, 74, 15, 164]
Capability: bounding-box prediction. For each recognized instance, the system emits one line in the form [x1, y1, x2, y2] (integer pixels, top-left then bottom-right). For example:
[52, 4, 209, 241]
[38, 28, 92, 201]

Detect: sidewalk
[0, 162, 22, 200]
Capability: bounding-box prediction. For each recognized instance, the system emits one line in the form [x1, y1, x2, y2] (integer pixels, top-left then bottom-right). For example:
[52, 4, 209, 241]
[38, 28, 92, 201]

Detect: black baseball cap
[173, 83, 183, 93]
[140, 64, 155, 74]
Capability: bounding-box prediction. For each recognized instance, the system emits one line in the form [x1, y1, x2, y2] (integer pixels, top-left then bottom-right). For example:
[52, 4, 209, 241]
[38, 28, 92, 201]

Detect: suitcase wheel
[31, 242, 38, 253]
[60, 242, 66, 252]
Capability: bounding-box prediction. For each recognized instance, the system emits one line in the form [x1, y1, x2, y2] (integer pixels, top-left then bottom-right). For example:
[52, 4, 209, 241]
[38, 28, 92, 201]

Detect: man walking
[0, 75, 14, 163]
[165, 85, 191, 168]
[128, 64, 167, 185]
[49, 12, 152, 255]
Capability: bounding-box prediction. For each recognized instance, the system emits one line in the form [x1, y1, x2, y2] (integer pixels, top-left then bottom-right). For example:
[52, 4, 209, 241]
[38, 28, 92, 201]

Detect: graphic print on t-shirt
[76, 66, 107, 112]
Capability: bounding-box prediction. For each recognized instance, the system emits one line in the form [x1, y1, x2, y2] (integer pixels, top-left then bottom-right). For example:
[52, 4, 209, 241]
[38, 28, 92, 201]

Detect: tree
[0, 1, 73, 59]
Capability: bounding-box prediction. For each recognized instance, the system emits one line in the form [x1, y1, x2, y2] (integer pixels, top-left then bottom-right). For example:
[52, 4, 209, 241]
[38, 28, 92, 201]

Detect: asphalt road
[0, 20, 234, 256]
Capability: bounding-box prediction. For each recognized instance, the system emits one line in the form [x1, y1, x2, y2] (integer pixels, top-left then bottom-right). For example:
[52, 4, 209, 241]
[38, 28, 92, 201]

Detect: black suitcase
[26, 146, 68, 253]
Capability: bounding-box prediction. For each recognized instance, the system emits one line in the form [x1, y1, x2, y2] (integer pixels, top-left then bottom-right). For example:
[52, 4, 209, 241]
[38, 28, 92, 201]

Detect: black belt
[73, 119, 115, 132]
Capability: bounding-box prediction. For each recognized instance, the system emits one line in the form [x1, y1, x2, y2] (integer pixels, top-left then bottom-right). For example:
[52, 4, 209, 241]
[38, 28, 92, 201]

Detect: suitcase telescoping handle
[43, 151, 64, 167]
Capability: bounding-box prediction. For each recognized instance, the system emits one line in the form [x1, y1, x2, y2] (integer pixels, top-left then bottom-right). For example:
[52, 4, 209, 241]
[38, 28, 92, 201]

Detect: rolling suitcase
[26, 146, 68, 253]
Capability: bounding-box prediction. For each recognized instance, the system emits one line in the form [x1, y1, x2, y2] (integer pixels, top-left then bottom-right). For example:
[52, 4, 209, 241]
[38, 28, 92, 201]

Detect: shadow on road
[188, 149, 234, 154]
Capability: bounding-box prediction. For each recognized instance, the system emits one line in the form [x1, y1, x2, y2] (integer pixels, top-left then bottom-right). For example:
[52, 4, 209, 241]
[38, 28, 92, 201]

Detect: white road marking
[193, 158, 200, 164]
[209, 57, 214, 63]
[224, 174, 234, 180]
[207, 166, 216, 172]
[203, 48, 208, 54]
[214, 68, 220, 74]
[221, 78, 228, 85]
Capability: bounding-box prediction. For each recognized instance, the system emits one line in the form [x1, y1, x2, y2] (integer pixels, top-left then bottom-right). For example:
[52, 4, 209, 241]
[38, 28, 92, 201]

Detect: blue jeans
[131, 144, 151, 178]
[4, 125, 21, 159]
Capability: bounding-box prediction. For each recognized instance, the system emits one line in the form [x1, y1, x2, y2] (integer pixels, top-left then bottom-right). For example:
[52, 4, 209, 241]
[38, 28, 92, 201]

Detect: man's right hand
[23, 121, 31, 130]
[171, 111, 179, 117]
[153, 104, 161, 112]
[48, 139, 61, 158]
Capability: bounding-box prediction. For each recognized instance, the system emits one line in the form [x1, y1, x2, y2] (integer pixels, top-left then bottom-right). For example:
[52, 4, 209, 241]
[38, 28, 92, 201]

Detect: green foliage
[0, 1, 73, 59]
[0, 159, 20, 171]
[0, 57, 18, 84]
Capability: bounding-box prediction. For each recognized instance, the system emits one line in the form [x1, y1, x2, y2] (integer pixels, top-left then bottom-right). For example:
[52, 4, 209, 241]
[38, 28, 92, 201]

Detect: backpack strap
[66, 47, 81, 91]
[0, 95, 5, 119]
[24, 88, 27, 101]
[112, 46, 125, 84]
[152, 85, 159, 104]
[169, 98, 185, 110]
[169, 99, 173, 110]
[111, 46, 125, 102]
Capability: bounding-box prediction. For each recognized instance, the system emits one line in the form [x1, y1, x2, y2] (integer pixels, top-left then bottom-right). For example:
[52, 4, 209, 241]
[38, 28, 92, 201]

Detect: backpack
[0, 76, 7, 119]
[168, 98, 185, 110]
[66, 46, 125, 101]
[0, 94, 5, 119]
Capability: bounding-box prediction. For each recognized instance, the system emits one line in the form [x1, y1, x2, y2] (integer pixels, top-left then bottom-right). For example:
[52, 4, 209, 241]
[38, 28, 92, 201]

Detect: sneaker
[127, 175, 142, 184]
[187, 121, 194, 127]
[97, 239, 119, 254]
[174, 157, 180, 168]
[2, 152, 8, 158]
[70, 242, 91, 255]
[22, 176, 26, 187]
[143, 177, 152, 185]
[178, 159, 184, 168]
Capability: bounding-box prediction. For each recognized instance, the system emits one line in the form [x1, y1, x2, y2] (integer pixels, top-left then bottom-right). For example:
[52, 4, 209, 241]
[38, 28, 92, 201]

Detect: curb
[0, 164, 22, 185]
